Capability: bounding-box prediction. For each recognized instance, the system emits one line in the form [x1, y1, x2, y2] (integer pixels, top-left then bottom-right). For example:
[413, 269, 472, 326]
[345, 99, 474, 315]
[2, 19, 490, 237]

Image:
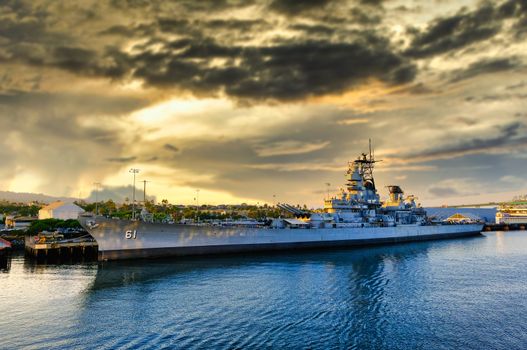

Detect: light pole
[93, 182, 101, 215]
[129, 168, 140, 220]
[195, 189, 200, 224]
[325, 182, 331, 200]
[141, 180, 150, 205]
[272, 194, 277, 218]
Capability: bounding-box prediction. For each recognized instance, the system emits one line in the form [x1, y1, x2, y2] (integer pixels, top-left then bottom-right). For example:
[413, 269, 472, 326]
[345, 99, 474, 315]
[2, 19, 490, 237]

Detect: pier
[483, 223, 527, 232]
[0, 237, 12, 271]
[24, 235, 98, 260]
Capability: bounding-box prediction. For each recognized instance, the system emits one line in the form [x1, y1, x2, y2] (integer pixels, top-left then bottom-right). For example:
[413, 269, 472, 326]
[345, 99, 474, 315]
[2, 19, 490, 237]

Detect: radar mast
[353, 139, 380, 191]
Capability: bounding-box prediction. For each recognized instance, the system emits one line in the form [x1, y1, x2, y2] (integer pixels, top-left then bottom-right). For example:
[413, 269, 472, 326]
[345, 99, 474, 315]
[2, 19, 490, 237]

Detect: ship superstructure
[320, 148, 426, 228]
[79, 144, 483, 261]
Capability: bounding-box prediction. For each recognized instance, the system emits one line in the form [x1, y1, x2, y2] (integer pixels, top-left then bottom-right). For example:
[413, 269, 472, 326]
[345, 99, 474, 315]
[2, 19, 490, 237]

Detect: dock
[24, 235, 98, 260]
[483, 223, 527, 232]
[0, 237, 12, 270]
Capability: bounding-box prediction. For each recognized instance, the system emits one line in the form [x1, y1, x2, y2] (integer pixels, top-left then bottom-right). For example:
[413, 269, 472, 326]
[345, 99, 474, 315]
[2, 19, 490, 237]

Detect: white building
[38, 201, 85, 220]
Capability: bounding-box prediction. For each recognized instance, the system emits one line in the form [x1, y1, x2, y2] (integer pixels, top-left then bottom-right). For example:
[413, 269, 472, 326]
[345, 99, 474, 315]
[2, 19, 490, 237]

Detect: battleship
[79, 146, 483, 261]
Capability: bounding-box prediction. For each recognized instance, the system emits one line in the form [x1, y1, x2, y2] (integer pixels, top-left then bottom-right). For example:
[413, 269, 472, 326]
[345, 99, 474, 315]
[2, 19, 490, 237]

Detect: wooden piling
[24, 237, 98, 261]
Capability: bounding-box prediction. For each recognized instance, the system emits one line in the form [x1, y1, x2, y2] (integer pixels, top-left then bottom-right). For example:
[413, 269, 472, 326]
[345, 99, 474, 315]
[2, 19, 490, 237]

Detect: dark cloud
[498, 0, 520, 17]
[390, 82, 436, 95]
[52, 46, 98, 73]
[0, 90, 146, 114]
[86, 185, 156, 203]
[506, 81, 527, 90]
[449, 57, 522, 83]
[98, 25, 137, 37]
[226, 39, 414, 99]
[269, 0, 332, 15]
[289, 24, 336, 36]
[164, 144, 179, 152]
[404, 122, 526, 160]
[404, 0, 527, 59]
[428, 186, 460, 197]
[0, 8, 63, 44]
[358, 0, 384, 6]
[453, 117, 478, 126]
[393, 5, 419, 14]
[157, 18, 191, 33]
[108, 22, 158, 37]
[349, 8, 383, 25]
[464, 92, 527, 103]
[202, 19, 267, 31]
[498, 0, 527, 38]
[1, 0, 525, 104]
[405, 4, 501, 58]
[175, 0, 255, 13]
[85, 35, 415, 102]
[106, 156, 137, 163]
[515, 16, 527, 38]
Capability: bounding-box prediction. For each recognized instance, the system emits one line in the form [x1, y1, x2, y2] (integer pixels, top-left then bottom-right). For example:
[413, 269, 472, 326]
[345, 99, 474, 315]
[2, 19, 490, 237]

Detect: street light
[195, 189, 200, 224]
[272, 194, 277, 218]
[93, 182, 101, 215]
[129, 168, 140, 220]
[141, 180, 150, 205]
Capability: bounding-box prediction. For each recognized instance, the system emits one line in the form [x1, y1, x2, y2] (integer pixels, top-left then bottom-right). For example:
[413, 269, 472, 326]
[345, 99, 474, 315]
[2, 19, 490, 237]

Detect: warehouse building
[38, 201, 85, 220]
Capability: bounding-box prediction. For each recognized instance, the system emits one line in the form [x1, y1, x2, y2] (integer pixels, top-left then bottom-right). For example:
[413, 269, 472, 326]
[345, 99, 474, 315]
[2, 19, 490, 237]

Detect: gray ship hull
[79, 217, 483, 261]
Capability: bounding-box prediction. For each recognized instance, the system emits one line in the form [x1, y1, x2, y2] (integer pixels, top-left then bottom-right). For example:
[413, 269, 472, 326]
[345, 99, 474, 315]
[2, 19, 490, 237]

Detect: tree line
[75, 199, 286, 222]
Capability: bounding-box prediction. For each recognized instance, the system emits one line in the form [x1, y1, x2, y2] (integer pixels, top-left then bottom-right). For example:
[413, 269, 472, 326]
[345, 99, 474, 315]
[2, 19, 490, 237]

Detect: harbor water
[1, 231, 527, 349]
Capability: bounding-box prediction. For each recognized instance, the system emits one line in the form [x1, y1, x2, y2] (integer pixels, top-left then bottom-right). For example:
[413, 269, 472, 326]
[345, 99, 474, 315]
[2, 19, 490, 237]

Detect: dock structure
[0, 238, 12, 270]
[483, 223, 527, 232]
[24, 236, 98, 260]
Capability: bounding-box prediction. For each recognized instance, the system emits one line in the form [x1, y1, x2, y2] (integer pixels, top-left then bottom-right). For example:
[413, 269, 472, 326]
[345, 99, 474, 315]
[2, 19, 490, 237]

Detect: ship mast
[353, 139, 379, 190]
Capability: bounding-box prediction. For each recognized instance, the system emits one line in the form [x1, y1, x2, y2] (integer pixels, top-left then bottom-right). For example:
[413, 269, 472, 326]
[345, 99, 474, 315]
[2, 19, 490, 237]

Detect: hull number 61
[125, 230, 137, 239]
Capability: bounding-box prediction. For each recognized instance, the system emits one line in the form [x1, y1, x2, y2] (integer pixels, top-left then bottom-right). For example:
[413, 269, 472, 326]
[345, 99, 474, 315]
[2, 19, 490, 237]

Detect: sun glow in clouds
[255, 140, 331, 157]
[8, 169, 43, 194]
[132, 98, 230, 124]
[98, 163, 262, 205]
[130, 96, 333, 142]
[337, 118, 369, 125]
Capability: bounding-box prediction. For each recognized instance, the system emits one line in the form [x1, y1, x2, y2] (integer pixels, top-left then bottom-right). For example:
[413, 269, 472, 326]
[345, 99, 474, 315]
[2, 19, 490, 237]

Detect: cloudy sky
[0, 0, 526, 207]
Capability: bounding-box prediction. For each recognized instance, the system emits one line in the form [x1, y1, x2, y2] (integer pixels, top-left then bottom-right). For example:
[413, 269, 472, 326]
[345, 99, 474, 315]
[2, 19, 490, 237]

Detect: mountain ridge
[0, 190, 78, 203]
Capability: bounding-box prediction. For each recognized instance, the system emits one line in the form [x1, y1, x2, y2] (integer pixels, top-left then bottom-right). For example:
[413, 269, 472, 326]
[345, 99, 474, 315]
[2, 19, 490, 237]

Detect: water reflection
[80, 240, 473, 349]
[0, 253, 11, 272]
[495, 231, 505, 254]
[88, 242, 437, 292]
[22, 256, 97, 274]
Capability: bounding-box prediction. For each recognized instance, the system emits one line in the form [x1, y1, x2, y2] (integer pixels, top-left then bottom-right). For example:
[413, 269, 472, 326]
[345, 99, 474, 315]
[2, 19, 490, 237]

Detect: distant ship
[496, 197, 527, 224]
[79, 145, 483, 261]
